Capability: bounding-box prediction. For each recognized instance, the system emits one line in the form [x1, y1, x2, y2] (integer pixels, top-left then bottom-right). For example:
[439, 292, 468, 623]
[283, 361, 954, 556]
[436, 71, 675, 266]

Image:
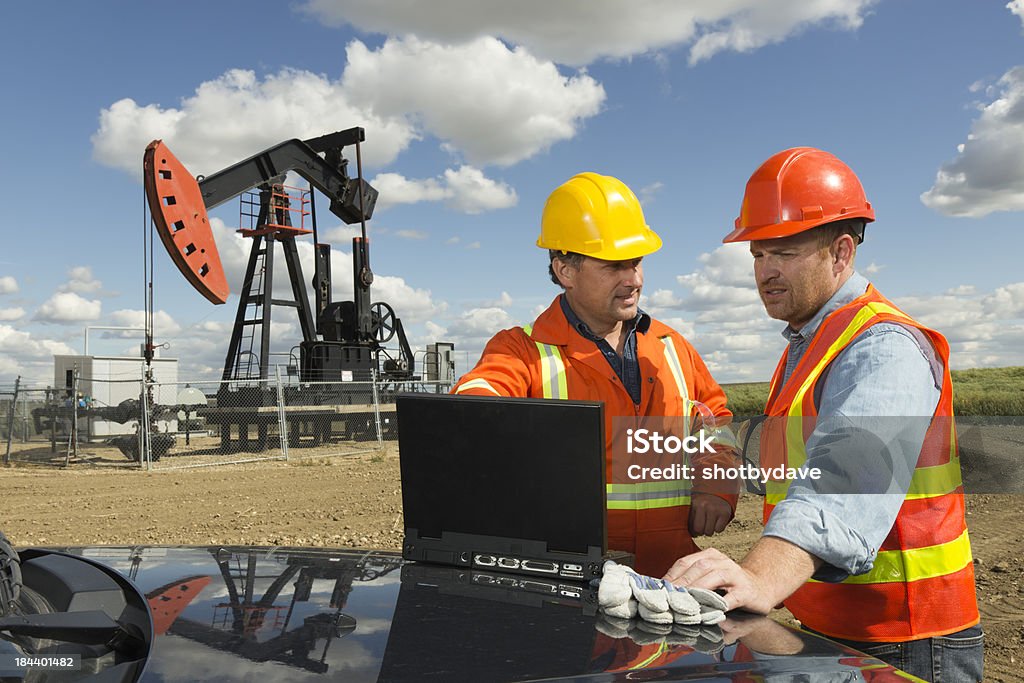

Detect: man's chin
[614, 304, 640, 320]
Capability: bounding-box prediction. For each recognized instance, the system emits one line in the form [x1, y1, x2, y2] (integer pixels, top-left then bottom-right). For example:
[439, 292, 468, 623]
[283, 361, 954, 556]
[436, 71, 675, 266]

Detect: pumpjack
[143, 127, 415, 390]
[143, 128, 431, 449]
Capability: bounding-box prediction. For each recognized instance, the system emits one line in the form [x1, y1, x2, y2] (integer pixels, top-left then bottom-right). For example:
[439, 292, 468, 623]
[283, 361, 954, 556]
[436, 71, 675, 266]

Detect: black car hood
[38, 545, 910, 682]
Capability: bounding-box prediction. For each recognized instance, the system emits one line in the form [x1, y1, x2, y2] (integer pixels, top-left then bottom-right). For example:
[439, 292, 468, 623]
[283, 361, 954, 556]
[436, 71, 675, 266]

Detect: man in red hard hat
[453, 172, 739, 577]
[664, 148, 982, 682]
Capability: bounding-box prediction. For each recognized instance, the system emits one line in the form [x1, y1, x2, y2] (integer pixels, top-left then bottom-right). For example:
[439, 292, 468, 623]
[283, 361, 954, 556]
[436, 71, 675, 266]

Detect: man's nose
[755, 260, 780, 283]
[624, 264, 643, 287]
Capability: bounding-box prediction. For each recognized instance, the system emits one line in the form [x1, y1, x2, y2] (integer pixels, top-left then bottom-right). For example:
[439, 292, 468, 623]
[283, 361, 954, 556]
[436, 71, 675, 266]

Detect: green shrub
[722, 366, 1024, 417]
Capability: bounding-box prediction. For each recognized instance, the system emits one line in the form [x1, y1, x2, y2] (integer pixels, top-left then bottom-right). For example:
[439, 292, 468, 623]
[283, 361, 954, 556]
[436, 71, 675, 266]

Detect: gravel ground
[1, 441, 1021, 680]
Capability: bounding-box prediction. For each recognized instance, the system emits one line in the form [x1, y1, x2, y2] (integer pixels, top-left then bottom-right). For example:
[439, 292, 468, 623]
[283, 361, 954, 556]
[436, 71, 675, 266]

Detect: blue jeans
[808, 624, 984, 682]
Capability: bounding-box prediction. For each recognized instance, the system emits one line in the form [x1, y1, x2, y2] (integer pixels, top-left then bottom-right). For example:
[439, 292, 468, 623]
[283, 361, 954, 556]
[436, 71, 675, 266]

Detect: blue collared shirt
[762, 272, 943, 581]
[559, 295, 650, 405]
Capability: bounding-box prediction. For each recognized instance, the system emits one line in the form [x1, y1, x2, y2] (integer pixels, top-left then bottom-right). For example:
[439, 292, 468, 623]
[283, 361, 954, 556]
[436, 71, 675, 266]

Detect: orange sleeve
[450, 328, 536, 397]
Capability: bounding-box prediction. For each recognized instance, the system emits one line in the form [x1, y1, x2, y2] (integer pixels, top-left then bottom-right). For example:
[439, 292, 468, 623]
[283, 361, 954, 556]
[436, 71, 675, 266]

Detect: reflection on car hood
[49, 545, 911, 682]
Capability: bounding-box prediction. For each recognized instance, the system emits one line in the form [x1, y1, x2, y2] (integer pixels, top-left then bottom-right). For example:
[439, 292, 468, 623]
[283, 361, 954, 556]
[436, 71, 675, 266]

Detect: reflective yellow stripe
[607, 494, 692, 510]
[607, 481, 693, 493]
[781, 302, 914, 488]
[454, 378, 500, 395]
[523, 323, 568, 400]
[767, 444, 963, 504]
[631, 642, 670, 669]
[906, 458, 963, 499]
[659, 336, 691, 434]
[607, 481, 692, 510]
[765, 485, 787, 507]
[810, 529, 973, 585]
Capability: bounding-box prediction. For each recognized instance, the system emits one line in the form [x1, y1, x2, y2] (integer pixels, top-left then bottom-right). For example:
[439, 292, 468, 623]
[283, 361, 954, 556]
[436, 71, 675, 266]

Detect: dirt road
[1, 446, 1021, 680]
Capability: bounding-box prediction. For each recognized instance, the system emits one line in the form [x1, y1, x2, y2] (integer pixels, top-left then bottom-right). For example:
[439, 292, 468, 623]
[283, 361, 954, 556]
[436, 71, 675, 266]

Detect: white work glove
[662, 581, 702, 625]
[597, 561, 638, 619]
[687, 586, 729, 625]
[663, 582, 729, 625]
[599, 561, 729, 626]
[599, 560, 671, 623]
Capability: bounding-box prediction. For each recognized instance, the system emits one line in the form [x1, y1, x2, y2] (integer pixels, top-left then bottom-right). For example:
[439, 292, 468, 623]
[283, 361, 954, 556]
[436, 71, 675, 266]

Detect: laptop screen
[396, 393, 606, 558]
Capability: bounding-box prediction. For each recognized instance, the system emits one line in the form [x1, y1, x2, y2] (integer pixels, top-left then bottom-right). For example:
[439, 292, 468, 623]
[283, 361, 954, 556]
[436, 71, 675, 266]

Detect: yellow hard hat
[537, 172, 662, 260]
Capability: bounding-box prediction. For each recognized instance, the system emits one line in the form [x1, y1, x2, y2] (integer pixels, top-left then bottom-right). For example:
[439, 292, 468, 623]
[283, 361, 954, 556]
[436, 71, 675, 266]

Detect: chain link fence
[2, 371, 451, 470]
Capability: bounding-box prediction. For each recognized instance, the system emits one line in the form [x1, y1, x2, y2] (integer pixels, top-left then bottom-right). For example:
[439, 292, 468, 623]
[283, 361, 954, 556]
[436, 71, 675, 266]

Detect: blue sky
[2, 0, 1023, 386]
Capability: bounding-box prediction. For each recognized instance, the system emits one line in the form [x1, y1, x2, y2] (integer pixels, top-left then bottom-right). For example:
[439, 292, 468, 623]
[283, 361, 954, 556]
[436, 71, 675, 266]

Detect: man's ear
[831, 234, 856, 274]
[552, 257, 578, 289]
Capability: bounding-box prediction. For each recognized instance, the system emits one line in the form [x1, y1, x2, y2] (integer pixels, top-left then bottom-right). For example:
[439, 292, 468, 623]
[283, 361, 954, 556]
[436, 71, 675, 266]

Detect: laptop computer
[396, 393, 611, 582]
[378, 561, 599, 682]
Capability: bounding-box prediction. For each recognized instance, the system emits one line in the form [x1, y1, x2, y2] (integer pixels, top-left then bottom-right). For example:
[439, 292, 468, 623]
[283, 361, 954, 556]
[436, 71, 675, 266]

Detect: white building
[53, 354, 179, 438]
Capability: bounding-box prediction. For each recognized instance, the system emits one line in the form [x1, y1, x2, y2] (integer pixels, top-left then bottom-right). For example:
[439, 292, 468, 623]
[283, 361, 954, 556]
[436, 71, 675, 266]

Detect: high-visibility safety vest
[521, 320, 704, 514]
[761, 285, 979, 642]
[452, 296, 736, 576]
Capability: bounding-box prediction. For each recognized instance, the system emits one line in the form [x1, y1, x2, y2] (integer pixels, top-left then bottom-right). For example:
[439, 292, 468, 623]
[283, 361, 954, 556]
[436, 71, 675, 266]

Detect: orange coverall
[453, 295, 736, 576]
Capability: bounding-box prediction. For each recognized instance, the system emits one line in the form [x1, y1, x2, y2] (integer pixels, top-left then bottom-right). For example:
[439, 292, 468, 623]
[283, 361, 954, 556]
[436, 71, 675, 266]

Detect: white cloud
[447, 306, 514, 339]
[982, 282, 1024, 318]
[0, 308, 24, 321]
[342, 36, 604, 166]
[0, 325, 77, 383]
[647, 289, 682, 308]
[106, 309, 184, 337]
[466, 241, 482, 250]
[491, 292, 514, 307]
[1009, 0, 1024, 28]
[892, 283, 1024, 369]
[638, 181, 664, 204]
[443, 166, 518, 213]
[93, 68, 416, 179]
[94, 38, 603, 179]
[921, 66, 1024, 217]
[424, 320, 448, 340]
[34, 292, 102, 323]
[394, 229, 428, 240]
[372, 166, 517, 214]
[322, 224, 364, 243]
[674, 243, 760, 311]
[861, 261, 884, 275]
[0, 276, 19, 294]
[300, 0, 879, 67]
[58, 266, 104, 294]
[371, 275, 443, 323]
[371, 173, 448, 209]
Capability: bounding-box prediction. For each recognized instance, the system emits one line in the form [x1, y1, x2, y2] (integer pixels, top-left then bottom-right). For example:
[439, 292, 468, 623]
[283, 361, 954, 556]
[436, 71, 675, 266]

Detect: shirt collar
[781, 271, 870, 344]
[560, 294, 651, 342]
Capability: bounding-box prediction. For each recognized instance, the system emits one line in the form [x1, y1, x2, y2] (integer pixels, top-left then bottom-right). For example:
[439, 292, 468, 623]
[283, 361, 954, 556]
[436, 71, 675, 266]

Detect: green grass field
[722, 366, 1024, 417]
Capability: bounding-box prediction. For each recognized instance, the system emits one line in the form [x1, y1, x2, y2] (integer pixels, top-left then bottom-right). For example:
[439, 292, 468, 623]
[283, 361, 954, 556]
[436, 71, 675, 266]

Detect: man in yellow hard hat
[453, 172, 738, 576]
[664, 148, 982, 682]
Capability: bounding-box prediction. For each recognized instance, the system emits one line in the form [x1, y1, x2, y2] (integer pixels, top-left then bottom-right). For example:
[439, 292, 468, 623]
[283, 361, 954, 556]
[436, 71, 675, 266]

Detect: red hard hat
[723, 147, 875, 243]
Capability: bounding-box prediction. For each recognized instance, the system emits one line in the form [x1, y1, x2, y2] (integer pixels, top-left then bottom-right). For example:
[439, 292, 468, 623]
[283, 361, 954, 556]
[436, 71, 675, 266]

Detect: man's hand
[662, 547, 775, 614]
[688, 493, 733, 536]
[663, 537, 821, 616]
